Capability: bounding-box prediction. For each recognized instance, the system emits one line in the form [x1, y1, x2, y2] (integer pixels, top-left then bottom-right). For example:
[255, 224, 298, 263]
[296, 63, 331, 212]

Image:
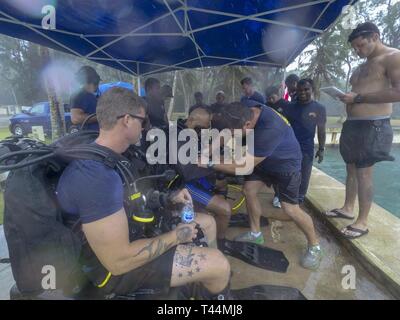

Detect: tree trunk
[168, 71, 177, 118]
[39, 46, 64, 140]
[231, 68, 235, 101]
[180, 71, 189, 112]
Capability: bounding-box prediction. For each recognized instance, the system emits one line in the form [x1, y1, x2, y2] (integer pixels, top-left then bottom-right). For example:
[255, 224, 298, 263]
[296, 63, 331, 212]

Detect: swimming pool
[315, 145, 400, 218]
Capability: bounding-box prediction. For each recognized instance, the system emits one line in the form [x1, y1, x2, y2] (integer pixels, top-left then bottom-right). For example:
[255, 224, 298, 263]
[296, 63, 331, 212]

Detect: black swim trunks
[95, 247, 177, 296]
[340, 118, 394, 168]
[245, 170, 301, 205]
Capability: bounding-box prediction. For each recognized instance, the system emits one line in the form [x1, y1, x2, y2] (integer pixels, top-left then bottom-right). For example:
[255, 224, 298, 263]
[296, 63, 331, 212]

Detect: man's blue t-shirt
[241, 91, 265, 105]
[251, 106, 302, 173]
[283, 100, 326, 155]
[70, 90, 99, 131]
[56, 159, 123, 224]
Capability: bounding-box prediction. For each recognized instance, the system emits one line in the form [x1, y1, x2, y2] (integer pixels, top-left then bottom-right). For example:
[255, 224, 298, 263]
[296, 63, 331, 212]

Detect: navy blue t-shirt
[56, 159, 124, 224]
[241, 91, 265, 105]
[268, 98, 290, 115]
[145, 96, 168, 128]
[70, 90, 99, 131]
[283, 100, 326, 155]
[251, 106, 302, 173]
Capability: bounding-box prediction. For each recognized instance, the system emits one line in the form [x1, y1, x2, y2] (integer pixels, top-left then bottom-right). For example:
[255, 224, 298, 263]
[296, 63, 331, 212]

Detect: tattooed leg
[132, 238, 175, 261]
[170, 245, 230, 294]
[194, 212, 217, 248]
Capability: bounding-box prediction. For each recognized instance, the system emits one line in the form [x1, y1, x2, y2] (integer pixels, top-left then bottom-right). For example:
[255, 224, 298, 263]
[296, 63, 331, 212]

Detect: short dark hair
[190, 105, 211, 116]
[144, 77, 160, 92]
[265, 85, 280, 98]
[76, 66, 100, 86]
[297, 78, 314, 91]
[211, 102, 253, 130]
[348, 22, 380, 42]
[161, 84, 173, 98]
[240, 77, 252, 86]
[194, 91, 203, 98]
[97, 87, 147, 130]
[285, 74, 300, 86]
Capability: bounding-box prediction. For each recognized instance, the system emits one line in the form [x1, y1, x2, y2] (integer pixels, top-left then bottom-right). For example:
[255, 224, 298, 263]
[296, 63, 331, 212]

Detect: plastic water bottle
[181, 204, 195, 224]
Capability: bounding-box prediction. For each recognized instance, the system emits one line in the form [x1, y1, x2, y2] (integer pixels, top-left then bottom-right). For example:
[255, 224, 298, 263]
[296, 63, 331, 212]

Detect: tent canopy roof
[0, 0, 356, 76]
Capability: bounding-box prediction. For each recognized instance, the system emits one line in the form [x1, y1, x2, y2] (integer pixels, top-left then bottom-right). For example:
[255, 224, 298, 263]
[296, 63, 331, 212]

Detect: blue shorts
[185, 177, 214, 208]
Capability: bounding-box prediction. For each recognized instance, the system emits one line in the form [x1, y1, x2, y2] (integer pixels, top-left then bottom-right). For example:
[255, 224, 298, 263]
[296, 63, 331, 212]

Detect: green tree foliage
[0, 36, 47, 105]
[295, 0, 399, 117]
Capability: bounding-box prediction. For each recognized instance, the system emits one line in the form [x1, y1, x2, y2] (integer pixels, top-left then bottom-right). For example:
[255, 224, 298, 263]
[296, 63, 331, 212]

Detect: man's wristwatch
[354, 94, 363, 104]
[318, 147, 325, 151]
[207, 160, 215, 169]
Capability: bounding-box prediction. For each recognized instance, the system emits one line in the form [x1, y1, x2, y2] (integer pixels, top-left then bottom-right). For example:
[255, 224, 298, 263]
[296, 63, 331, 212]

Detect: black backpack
[1, 131, 125, 295]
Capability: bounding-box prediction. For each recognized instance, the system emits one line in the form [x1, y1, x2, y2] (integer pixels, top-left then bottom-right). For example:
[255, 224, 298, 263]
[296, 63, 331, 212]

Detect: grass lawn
[0, 128, 10, 224]
[0, 127, 12, 140]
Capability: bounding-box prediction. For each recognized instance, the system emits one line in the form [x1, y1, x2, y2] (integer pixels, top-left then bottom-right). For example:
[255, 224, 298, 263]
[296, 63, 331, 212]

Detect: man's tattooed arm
[133, 238, 175, 260]
[130, 223, 195, 264]
[176, 226, 193, 243]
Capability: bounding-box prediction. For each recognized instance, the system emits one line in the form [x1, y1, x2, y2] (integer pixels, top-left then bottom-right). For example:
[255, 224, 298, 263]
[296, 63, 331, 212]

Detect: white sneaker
[272, 196, 281, 208]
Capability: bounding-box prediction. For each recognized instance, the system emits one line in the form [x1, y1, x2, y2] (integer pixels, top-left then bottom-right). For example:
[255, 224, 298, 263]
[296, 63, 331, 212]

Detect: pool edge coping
[306, 167, 400, 299]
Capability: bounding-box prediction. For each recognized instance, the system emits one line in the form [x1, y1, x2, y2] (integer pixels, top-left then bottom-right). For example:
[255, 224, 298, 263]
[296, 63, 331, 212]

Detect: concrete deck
[227, 188, 393, 300]
[0, 225, 13, 300]
[0, 178, 397, 300]
[306, 167, 400, 299]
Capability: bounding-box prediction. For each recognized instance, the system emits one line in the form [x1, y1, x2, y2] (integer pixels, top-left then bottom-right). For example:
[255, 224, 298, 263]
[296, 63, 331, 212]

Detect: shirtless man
[326, 22, 400, 239]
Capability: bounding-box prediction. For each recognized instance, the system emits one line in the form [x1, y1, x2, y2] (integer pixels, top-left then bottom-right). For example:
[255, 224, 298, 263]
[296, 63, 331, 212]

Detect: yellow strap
[271, 108, 290, 126]
[227, 184, 246, 213]
[132, 215, 154, 223]
[97, 272, 112, 288]
[130, 192, 141, 201]
[167, 174, 180, 189]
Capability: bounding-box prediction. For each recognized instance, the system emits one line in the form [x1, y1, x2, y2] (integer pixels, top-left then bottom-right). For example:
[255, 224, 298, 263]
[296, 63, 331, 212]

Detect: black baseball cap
[348, 22, 380, 42]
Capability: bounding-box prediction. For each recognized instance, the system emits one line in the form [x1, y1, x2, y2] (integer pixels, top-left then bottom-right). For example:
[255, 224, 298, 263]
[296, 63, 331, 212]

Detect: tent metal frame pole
[0, 10, 136, 75]
[89, 57, 186, 71]
[162, 0, 205, 68]
[137, 62, 142, 97]
[186, 1, 328, 35]
[214, 39, 315, 69]
[188, 0, 330, 20]
[85, 32, 183, 38]
[82, 36, 137, 75]
[140, 56, 201, 77]
[282, 66, 287, 96]
[85, 9, 181, 58]
[0, 10, 84, 58]
[285, 0, 356, 65]
[185, 7, 205, 68]
[0, 0, 353, 76]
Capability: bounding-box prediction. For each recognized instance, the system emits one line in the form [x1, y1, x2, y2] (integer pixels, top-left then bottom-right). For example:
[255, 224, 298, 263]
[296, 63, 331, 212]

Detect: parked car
[9, 101, 74, 136]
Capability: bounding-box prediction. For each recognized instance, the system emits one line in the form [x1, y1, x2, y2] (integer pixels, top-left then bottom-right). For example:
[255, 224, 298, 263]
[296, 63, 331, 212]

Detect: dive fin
[229, 213, 269, 228]
[218, 239, 289, 273]
[232, 285, 306, 300]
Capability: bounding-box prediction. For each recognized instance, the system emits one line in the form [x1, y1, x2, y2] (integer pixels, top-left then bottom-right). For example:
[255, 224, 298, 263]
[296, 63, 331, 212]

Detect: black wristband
[354, 94, 363, 104]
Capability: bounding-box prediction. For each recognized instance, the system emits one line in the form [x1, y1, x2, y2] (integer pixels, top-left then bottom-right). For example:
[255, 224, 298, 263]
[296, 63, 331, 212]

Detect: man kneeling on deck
[56, 88, 231, 299]
[177, 107, 233, 241]
[202, 102, 322, 270]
